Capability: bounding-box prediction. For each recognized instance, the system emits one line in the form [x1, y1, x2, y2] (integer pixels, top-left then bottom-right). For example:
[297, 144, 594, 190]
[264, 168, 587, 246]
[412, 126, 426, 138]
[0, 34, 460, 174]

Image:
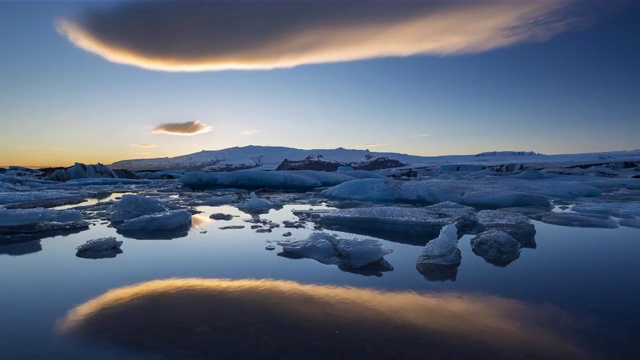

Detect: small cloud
[152, 120, 212, 136]
[411, 133, 432, 138]
[352, 142, 394, 149]
[131, 144, 156, 148]
[239, 129, 260, 136]
[136, 151, 151, 155]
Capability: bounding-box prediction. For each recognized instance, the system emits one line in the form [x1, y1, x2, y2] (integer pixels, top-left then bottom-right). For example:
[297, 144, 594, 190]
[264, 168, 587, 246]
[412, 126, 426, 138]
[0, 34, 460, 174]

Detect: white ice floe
[278, 232, 392, 269]
[0, 190, 88, 207]
[572, 202, 640, 219]
[0, 208, 84, 227]
[531, 212, 618, 228]
[416, 224, 461, 266]
[117, 209, 192, 232]
[321, 179, 399, 202]
[76, 237, 123, 259]
[470, 230, 521, 266]
[108, 194, 180, 222]
[236, 192, 282, 214]
[0, 208, 88, 240]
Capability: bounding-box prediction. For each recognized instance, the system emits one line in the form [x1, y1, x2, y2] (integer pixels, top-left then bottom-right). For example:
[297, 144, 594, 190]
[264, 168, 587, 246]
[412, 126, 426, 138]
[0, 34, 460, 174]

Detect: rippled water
[1, 201, 639, 359]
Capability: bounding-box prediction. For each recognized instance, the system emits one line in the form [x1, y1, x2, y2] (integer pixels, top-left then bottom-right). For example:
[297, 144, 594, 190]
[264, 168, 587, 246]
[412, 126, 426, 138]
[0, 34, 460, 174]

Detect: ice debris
[278, 232, 393, 270]
[76, 237, 123, 259]
[236, 192, 282, 214]
[118, 209, 192, 232]
[108, 194, 180, 222]
[475, 210, 536, 248]
[209, 213, 234, 221]
[416, 224, 461, 266]
[471, 230, 521, 266]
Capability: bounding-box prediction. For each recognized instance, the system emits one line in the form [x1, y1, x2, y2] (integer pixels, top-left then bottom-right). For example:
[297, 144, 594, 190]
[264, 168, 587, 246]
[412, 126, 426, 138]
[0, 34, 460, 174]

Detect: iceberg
[209, 213, 234, 221]
[470, 230, 521, 266]
[48, 163, 117, 182]
[278, 232, 393, 271]
[320, 179, 399, 202]
[296, 202, 478, 245]
[416, 224, 461, 266]
[180, 170, 325, 191]
[108, 194, 180, 222]
[0, 208, 88, 243]
[475, 210, 536, 248]
[76, 237, 123, 259]
[117, 209, 192, 232]
[572, 202, 640, 219]
[236, 192, 282, 214]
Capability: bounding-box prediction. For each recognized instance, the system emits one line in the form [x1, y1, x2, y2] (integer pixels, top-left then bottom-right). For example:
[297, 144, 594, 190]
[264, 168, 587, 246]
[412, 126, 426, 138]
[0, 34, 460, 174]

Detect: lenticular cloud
[152, 121, 212, 136]
[57, 1, 580, 72]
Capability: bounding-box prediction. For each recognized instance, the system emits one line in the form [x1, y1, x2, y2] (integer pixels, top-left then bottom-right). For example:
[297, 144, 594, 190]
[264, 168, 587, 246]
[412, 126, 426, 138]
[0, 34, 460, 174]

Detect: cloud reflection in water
[58, 278, 594, 359]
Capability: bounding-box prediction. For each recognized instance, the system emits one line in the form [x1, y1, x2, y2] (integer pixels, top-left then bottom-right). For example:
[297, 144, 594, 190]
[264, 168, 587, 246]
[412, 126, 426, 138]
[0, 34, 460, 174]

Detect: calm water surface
[1, 203, 639, 359]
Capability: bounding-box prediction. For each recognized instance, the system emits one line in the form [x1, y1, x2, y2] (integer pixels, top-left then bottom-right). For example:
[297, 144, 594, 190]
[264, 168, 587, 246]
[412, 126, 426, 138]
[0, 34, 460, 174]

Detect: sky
[0, 1, 638, 167]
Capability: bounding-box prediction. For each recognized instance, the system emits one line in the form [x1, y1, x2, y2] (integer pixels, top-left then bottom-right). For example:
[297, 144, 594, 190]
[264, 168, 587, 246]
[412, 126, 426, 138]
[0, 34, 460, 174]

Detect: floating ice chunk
[471, 230, 521, 266]
[462, 191, 550, 208]
[76, 237, 123, 259]
[475, 210, 536, 248]
[117, 209, 192, 232]
[279, 232, 341, 265]
[279, 170, 355, 187]
[278, 232, 393, 270]
[619, 218, 640, 229]
[531, 213, 618, 228]
[0, 208, 85, 227]
[416, 224, 461, 266]
[296, 206, 463, 245]
[209, 213, 234, 221]
[0, 208, 88, 242]
[236, 192, 282, 214]
[572, 202, 640, 219]
[180, 170, 323, 190]
[108, 194, 179, 222]
[334, 238, 393, 268]
[0, 190, 89, 207]
[321, 179, 399, 202]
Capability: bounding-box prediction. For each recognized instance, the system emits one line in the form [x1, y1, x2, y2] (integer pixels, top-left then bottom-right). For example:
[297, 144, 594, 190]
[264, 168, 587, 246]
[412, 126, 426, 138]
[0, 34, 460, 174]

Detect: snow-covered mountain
[110, 145, 640, 172]
[111, 146, 429, 171]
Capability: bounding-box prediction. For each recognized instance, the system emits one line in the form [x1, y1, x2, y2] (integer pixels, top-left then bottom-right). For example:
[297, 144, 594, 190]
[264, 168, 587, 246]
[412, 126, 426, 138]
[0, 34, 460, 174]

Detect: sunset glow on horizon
[1, 1, 638, 167]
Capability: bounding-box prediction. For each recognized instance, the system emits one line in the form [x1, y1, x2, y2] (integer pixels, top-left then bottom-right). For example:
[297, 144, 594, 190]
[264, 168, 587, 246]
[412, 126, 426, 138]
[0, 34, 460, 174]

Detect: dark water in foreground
[1, 204, 639, 359]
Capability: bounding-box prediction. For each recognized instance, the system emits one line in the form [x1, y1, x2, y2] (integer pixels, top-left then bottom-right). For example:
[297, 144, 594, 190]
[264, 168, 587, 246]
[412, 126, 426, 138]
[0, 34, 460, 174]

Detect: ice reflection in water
[58, 278, 594, 360]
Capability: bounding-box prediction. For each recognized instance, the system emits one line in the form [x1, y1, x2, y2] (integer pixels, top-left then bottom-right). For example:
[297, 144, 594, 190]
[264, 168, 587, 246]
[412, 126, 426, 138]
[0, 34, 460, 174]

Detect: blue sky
[1, 1, 638, 167]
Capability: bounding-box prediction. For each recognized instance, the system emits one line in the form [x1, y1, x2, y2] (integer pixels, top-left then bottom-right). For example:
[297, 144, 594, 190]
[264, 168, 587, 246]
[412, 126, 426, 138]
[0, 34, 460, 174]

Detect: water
[1, 202, 639, 359]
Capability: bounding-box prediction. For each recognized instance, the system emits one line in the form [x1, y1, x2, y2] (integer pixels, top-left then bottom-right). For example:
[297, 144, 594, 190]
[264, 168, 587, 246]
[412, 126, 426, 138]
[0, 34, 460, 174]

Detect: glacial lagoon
[1, 183, 639, 359]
